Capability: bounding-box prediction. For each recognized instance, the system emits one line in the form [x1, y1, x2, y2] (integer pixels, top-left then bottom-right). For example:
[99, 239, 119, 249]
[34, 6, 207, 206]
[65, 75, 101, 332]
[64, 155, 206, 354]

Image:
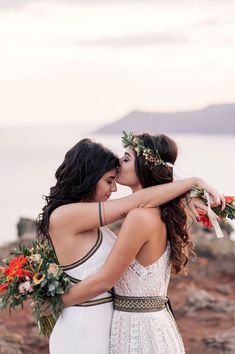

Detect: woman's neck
[131, 184, 142, 193]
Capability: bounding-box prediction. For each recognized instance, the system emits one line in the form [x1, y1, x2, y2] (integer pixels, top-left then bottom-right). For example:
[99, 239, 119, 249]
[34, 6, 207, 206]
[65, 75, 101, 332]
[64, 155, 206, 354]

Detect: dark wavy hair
[37, 139, 119, 241]
[134, 133, 193, 275]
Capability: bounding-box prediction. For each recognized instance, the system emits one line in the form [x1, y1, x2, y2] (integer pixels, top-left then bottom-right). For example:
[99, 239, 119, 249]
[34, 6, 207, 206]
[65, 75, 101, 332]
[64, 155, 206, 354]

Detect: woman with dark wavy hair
[40, 137, 221, 354]
[61, 133, 224, 354]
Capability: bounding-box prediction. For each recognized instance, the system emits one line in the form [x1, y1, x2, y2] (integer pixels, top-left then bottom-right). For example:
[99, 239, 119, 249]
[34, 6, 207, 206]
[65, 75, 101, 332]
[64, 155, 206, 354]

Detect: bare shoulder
[49, 203, 81, 231]
[124, 208, 162, 231]
[49, 204, 68, 225]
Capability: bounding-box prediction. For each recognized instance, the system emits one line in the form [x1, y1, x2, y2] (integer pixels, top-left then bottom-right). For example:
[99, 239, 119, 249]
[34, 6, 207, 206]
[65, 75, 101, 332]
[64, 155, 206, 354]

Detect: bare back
[133, 207, 168, 267]
[49, 214, 99, 267]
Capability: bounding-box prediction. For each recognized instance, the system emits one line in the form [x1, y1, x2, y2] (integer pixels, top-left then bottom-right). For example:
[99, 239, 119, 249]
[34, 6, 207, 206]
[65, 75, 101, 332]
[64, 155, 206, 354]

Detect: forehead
[102, 168, 117, 178]
[124, 147, 135, 158]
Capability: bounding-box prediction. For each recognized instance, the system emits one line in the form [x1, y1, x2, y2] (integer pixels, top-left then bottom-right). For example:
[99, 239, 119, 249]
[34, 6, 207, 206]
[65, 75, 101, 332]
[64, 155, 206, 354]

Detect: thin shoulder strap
[47, 234, 60, 265]
[98, 201, 104, 227]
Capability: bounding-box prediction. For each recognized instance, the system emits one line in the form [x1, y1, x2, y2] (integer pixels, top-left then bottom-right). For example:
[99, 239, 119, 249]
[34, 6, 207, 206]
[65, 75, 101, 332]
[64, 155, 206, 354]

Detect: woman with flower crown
[59, 133, 224, 354]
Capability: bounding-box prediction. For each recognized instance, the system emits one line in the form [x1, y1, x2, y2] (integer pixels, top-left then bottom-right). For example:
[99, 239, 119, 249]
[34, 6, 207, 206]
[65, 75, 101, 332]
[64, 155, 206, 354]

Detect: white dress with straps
[110, 242, 186, 354]
[49, 226, 116, 354]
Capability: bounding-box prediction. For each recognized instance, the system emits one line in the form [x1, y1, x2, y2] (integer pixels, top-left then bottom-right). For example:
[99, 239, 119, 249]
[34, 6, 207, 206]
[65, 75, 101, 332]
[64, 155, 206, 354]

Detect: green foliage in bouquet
[0, 240, 71, 337]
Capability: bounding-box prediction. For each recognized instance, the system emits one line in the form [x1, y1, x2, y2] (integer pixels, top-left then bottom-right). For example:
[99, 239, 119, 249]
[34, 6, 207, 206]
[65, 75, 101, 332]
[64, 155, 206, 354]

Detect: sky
[1, 0, 235, 129]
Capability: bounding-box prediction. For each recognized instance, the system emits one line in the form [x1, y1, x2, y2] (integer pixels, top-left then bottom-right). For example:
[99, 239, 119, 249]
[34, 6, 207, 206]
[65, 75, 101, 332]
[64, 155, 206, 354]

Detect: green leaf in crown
[121, 131, 165, 166]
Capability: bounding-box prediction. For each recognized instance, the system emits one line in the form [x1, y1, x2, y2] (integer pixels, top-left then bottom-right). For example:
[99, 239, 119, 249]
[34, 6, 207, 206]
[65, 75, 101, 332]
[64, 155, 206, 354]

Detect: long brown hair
[37, 139, 119, 241]
[134, 133, 193, 274]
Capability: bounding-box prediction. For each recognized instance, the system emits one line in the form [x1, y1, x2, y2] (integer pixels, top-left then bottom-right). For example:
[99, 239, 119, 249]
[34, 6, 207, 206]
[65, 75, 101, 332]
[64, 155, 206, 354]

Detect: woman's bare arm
[62, 208, 157, 307]
[50, 177, 223, 234]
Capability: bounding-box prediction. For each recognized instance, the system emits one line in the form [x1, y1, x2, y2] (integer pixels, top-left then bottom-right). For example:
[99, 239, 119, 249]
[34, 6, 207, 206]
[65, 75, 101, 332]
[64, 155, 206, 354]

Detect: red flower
[0, 283, 9, 293]
[224, 196, 235, 204]
[4, 256, 32, 279]
[198, 209, 213, 228]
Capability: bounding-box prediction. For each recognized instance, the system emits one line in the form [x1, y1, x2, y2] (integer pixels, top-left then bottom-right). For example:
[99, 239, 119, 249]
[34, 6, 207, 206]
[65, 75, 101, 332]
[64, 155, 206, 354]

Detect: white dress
[49, 226, 115, 354]
[110, 242, 186, 354]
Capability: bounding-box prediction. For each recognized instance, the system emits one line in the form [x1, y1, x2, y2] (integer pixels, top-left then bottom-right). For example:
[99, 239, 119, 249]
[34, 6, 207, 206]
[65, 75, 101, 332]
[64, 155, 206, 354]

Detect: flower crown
[121, 131, 166, 166]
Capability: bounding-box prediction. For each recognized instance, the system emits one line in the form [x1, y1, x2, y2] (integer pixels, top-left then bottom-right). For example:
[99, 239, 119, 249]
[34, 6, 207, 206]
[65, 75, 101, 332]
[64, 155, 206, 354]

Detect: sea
[0, 125, 234, 246]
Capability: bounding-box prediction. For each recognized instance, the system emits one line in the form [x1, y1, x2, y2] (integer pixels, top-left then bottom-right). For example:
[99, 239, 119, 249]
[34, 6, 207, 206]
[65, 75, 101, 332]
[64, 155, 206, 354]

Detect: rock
[216, 284, 233, 295]
[185, 289, 216, 312]
[0, 333, 24, 354]
[184, 289, 234, 315]
[108, 220, 123, 235]
[203, 328, 235, 352]
[218, 255, 235, 275]
[16, 218, 36, 239]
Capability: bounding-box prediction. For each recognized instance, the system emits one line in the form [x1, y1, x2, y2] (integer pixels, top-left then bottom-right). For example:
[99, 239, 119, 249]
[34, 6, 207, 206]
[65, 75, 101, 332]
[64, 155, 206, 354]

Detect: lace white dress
[49, 226, 115, 354]
[110, 242, 185, 354]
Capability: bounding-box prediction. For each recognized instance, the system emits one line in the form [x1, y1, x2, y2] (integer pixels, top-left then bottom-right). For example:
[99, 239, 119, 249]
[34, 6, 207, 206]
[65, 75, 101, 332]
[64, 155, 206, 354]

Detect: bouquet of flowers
[190, 186, 235, 232]
[0, 241, 71, 337]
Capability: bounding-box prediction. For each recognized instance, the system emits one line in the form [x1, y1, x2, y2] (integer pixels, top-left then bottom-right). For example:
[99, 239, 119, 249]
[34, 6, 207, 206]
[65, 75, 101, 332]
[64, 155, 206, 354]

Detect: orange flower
[224, 196, 235, 204]
[4, 256, 32, 279]
[198, 209, 213, 228]
[0, 283, 9, 293]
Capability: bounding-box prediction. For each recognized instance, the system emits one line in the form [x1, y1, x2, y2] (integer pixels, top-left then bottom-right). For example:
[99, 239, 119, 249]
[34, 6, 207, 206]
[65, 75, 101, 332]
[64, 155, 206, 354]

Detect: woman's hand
[40, 301, 53, 317]
[195, 178, 225, 209]
[31, 301, 52, 317]
[184, 196, 219, 222]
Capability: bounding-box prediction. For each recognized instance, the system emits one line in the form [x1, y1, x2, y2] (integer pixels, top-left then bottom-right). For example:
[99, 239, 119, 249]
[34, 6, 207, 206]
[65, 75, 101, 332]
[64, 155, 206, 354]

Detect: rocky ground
[169, 256, 235, 354]
[0, 221, 235, 354]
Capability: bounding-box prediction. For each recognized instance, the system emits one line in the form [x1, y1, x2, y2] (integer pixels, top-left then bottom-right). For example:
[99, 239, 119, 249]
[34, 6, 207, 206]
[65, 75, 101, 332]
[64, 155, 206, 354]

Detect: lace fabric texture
[110, 243, 185, 354]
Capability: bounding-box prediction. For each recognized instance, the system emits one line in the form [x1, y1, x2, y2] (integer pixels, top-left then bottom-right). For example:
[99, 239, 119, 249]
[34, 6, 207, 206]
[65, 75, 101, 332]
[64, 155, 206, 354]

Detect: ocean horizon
[0, 126, 234, 246]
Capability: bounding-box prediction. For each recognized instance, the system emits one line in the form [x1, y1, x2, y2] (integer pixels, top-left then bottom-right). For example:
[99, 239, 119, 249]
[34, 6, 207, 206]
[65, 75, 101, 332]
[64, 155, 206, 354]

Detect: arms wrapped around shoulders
[49, 177, 224, 234]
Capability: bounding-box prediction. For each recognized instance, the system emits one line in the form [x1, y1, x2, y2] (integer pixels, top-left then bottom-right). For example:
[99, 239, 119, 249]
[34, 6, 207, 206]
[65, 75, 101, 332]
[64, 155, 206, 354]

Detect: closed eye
[123, 152, 131, 162]
[106, 177, 116, 184]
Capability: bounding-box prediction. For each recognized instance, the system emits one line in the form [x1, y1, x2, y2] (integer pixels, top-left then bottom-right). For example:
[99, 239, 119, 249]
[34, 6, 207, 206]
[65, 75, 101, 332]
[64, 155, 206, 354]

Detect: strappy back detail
[67, 274, 114, 298]
[48, 228, 103, 270]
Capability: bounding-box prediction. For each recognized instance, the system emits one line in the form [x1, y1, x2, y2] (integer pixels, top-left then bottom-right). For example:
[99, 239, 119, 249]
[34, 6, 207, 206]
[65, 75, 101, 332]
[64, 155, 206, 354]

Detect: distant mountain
[95, 104, 235, 135]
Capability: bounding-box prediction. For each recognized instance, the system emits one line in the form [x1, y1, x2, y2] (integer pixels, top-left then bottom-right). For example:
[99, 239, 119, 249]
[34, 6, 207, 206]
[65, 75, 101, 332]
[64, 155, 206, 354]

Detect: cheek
[121, 162, 131, 174]
[118, 163, 138, 185]
[94, 181, 105, 200]
[125, 161, 136, 177]
[97, 181, 107, 195]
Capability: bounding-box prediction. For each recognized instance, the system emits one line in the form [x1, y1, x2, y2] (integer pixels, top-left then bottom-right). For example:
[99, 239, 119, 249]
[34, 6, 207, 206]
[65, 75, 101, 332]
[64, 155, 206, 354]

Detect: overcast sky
[1, 0, 235, 128]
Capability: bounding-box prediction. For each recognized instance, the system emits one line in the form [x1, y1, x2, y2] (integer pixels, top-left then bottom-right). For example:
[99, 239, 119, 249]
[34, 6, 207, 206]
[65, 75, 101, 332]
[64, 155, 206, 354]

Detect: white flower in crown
[134, 147, 141, 155]
[132, 137, 140, 145]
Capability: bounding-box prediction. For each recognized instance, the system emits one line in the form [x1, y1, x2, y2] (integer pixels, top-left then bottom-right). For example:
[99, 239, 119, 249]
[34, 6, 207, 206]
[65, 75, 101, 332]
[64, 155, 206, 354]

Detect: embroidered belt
[113, 294, 168, 313]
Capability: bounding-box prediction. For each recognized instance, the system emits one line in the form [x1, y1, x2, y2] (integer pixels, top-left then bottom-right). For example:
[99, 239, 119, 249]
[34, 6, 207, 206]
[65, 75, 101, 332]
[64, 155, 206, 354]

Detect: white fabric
[49, 226, 116, 354]
[203, 191, 224, 238]
[110, 242, 186, 354]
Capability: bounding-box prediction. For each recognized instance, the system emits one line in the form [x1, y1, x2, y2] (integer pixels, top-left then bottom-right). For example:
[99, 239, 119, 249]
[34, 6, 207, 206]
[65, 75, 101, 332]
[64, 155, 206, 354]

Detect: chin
[116, 175, 131, 186]
[103, 196, 110, 201]
[116, 176, 124, 185]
